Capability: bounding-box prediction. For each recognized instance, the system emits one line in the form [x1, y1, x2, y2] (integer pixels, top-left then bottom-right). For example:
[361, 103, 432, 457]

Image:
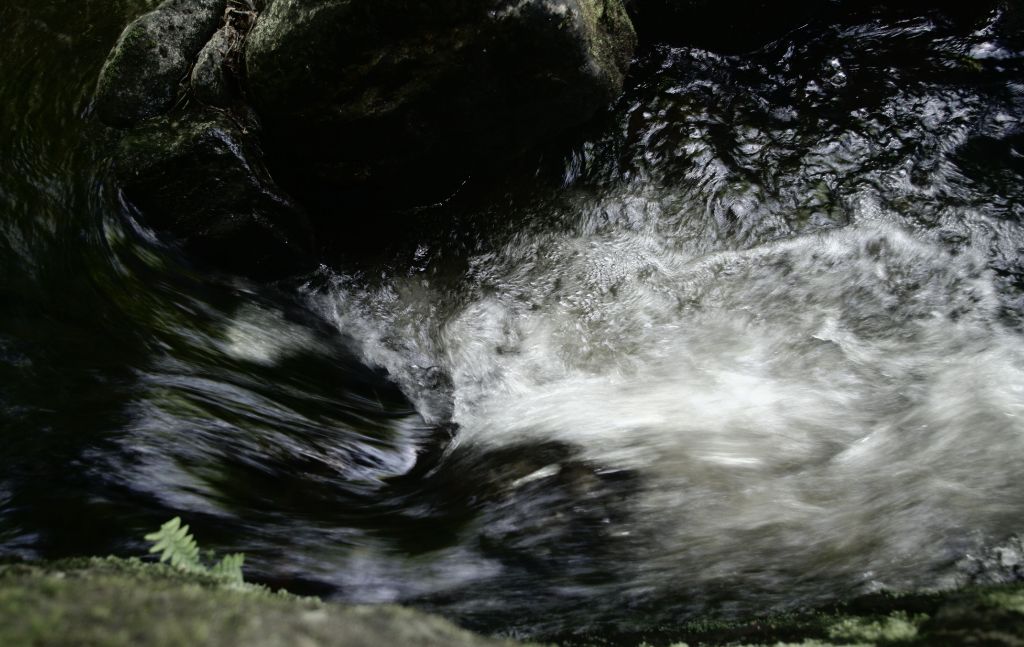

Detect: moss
[578, 0, 637, 91]
[2, 557, 1022, 646]
[826, 612, 922, 643]
[574, 582, 1024, 646]
[0, 557, 527, 647]
[983, 589, 1024, 615]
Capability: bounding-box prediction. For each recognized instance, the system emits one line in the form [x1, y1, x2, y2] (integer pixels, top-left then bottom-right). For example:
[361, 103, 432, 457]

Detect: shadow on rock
[92, 0, 638, 279]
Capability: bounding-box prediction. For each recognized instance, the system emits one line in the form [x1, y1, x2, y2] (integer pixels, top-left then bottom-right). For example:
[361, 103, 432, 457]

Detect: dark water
[2, 1, 1024, 643]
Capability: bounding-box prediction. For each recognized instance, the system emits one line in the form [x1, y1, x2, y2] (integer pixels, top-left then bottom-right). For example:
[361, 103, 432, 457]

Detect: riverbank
[1, 557, 1021, 646]
[0, 557, 522, 647]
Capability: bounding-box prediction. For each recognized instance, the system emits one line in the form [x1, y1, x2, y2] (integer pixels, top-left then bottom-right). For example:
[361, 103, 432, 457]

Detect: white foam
[220, 304, 319, 366]
[313, 213, 1024, 604]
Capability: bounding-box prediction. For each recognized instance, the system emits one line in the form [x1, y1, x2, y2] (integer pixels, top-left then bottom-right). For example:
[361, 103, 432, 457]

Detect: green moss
[589, 582, 1024, 646]
[0, 558, 525, 647]
[984, 589, 1024, 614]
[2, 558, 1022, 646]
[578, 0, 637, 91]
[826, 612, 922, 643]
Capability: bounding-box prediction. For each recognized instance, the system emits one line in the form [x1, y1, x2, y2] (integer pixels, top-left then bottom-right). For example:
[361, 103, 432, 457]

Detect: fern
[210, 553, 245, 584]
[144, 517, 245, 584]
[145, 517, 202, 573]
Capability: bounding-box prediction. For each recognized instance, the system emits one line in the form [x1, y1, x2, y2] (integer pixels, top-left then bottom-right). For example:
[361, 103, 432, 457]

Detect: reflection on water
[2, 0, 1024, 641]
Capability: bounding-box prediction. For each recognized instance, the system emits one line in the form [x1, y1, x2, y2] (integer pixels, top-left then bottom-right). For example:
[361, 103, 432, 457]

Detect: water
[2, 0, 1024, 642]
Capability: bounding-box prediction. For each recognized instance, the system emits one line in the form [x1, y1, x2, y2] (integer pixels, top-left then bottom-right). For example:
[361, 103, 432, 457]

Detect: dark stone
[243, 0, 637, 208]
[191, 5, 258, 108]
[94, 0, 227, 127]
[190, 27, 235, 108]
[112, 111, 314, 278]
[94, 0, 638, 270]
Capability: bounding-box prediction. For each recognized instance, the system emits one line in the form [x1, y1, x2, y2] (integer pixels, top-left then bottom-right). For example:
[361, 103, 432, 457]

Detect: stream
[2, 1, 1023, 642]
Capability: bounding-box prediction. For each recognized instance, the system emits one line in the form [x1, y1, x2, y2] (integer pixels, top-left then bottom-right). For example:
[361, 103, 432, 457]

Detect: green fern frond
[144, 517, 202, 573]
[144, 517, 247, 584]
[210, 553, 245, 584]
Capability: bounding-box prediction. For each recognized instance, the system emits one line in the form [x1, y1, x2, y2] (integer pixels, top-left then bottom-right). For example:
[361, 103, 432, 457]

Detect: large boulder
[93, 0, 637, 273]
[112, 111, 314, 277]
[94, 0, 227, 126]
[94, 0, 302, 276]
[243, 0, 637, 207]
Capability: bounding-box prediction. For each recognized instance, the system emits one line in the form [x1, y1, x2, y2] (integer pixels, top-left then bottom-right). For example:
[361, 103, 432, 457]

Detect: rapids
[2, 0, 1023, 642]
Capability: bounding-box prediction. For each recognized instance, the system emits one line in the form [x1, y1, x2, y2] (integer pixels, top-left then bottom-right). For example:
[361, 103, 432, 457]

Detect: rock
[191, 5, 258, 108]
[94, 0, 227, 127]
[190, 26, 235, 107]
[94, 0, 636, 271]
[112, 111, 314, 277]
[243, 0, 637, 208]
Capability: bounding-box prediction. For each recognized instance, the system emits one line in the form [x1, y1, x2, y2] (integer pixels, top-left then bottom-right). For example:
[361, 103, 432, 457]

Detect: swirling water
[2, 0, 1024, 642]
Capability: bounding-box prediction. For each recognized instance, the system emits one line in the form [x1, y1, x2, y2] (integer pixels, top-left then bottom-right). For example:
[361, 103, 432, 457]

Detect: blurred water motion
[1, 0, 1023, 641]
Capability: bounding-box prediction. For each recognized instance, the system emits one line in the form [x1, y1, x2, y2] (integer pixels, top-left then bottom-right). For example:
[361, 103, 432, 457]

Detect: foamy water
[306, 181, 1024, 624]
[5, 3, 1021, 638]
[300, 28, 1024, 619]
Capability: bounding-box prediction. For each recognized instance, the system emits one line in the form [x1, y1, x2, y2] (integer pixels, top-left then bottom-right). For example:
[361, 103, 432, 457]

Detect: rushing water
[2, 0, 1024, 642]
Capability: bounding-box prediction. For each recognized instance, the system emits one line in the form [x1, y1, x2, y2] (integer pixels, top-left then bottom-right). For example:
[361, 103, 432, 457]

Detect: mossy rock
[0, 557, 530, 647]
[2, 557, 1022, 646]
[94, 0, 227, 126]
[554, 584, 1024, 646]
